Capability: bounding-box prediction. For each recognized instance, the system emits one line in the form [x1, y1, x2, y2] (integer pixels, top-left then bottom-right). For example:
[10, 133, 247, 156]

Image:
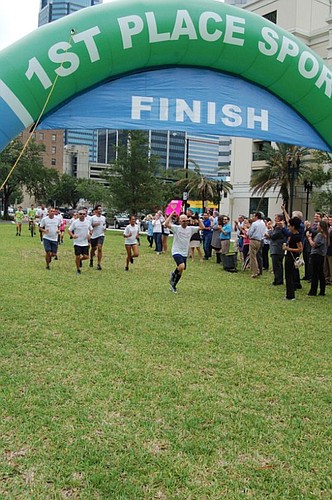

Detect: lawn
[0, 223, 331, 498]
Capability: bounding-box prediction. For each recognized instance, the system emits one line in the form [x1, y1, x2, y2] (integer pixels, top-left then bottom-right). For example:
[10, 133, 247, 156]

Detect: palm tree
[250, 143, 325, 212]
[176, 161, 232, 211]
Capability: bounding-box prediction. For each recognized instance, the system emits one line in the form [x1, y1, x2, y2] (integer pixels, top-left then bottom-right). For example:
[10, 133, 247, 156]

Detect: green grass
[0, 222, 331, 498]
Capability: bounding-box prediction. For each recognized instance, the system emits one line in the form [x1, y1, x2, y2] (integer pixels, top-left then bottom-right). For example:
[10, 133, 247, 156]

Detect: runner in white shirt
[39, 208, 61, 270]
[90, 205, 107, 270]
[68, 210, 92, 274]
[164, 211, 204, 293]
[36, 203, 48, 243]
[123, 215, 140, 271]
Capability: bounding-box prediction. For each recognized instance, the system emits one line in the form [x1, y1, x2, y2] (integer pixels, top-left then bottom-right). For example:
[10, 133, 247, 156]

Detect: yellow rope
[0, 32, 74, 192]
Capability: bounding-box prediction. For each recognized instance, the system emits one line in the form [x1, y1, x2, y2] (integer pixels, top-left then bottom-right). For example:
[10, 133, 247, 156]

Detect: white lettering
[199, 12, 222, 42]
[72, 27, 101, 63]
[118, 15, 144, 49]
[298, 51, 319, 79]
[316, 65, 332, 98]
[131, 95, 153, 119]
[170, 10, 197, 41]
[160, 98, 169, 121]
[25, 57, 52, 89]
[222, 104, 242, 127]
[207, 101, 216, 124]
[176, 99, 201, 122]
[258, 27, 279, 57]
[224, 15, 245, 46]
[277, 36, 299, 63]
[146, 12, 170, 43]
[48, 42, 79, 77]
[247, 107, 269, 131]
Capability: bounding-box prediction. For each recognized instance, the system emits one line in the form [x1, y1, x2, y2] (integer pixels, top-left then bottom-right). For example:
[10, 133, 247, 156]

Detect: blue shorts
[173, 254, 187, 269]
[90, 236, 104, 248]
[43, 239, 58, 254]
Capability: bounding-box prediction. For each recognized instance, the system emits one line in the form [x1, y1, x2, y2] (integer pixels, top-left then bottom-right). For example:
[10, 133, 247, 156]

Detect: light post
[287, 151, 301, 215]
[216, 181, 223, 212]
[304, 180, 313, 220]
[183, 137, 189, 213]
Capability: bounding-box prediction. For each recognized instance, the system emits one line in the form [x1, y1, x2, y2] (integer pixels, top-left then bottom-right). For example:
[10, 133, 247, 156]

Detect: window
[249, 198, 269, 218]
[39, 132, 44, 141]
[52, 134, 57, 141]
[51, 158, 56, 166]
[51, 146, 56, 154]
[263, 11, 277, 24]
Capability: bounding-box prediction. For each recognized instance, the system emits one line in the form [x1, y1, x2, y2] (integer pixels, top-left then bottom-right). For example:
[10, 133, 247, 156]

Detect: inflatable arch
[1, 0, 332, 152]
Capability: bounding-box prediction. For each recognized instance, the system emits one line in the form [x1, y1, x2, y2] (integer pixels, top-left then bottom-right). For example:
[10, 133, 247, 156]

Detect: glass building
[38, 1, 102, 161]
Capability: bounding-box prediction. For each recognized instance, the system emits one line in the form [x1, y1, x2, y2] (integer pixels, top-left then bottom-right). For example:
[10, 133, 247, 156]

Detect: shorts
[43, 239, 58, 254]
[173, 253, 187, 269]
[189, 241, 201, 248]
[74, 245, 89, 256]
[90, 236, 104, 248]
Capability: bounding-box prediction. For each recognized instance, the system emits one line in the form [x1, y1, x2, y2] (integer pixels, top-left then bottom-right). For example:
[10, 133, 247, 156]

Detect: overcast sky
[0, 0, 114, 51]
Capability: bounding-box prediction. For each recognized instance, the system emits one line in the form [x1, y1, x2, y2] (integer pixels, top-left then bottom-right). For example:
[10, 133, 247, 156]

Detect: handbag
[291, 252, 304, 268]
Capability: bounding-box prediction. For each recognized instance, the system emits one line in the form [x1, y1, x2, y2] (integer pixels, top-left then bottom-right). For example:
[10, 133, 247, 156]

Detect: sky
[0, 0, 113, 51]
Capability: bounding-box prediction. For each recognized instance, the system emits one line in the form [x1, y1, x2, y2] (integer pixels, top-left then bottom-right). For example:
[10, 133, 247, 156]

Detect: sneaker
[169, 284, 177, 293]
[46, 265, 50, 270]
[79, 260, 83, 268]
[76, 269, 81, 275]
[125, 266, 129, 271]
[53, 255, 58, 261]
[285, 297, 295, 301]
[97, 264, 102, 270]
[130, 257, 134, 264]
[89, 259, 93, 268]
[169, 272, 175, 287]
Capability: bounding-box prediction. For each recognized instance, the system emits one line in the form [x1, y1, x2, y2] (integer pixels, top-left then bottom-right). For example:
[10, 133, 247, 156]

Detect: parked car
[113, 213, 130, 229]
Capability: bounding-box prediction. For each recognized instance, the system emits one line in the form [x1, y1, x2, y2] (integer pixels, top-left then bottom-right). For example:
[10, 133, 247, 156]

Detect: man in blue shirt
[202, 212, 213, 260]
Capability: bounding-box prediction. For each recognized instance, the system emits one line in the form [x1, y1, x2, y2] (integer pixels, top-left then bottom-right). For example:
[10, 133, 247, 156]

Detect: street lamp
[303, 180, 313, 220]
[183, 137, 189, 213]
[216, 181, 223, 212]
[287, 151, 301, 215]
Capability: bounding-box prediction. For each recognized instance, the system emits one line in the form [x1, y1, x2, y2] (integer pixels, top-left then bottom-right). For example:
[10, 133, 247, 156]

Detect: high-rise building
[38, 1, 102, 162]
[39, 0, 102, 26]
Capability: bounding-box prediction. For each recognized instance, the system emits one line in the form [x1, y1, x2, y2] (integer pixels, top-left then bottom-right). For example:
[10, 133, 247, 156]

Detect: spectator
[266, 214, 287, 286]
[247, 212, 266, 277]
[202, 212, 213, 260]
[307, 220, 329, 296]
[284, 217, 303, 301]
[219, 216, 232, 255]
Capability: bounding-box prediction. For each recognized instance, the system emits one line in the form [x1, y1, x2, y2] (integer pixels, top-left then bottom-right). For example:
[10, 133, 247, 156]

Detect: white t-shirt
[69, 219, 92, 246]
[124, 224, 139, 245]
[171, 224, 199, 256]
[36, 207, 48, 223]
[91, 215, 106, 238]
[40, 216, 60, 242]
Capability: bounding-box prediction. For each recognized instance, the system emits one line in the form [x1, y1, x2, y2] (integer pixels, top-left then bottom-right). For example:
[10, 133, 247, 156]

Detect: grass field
[0, 222, 331, 498]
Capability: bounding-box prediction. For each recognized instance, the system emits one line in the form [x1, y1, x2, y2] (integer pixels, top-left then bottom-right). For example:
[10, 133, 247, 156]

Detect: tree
[250, 143, 328, 212]
[176, 163, 232, 211]
[77, 178, 111, 207]
[46, 174, 80, 208]
[0, 138, 50, 218]
[103, 131, 163, 214]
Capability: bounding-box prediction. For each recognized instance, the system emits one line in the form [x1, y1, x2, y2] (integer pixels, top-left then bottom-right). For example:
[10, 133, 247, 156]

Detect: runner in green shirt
[14, 206, 25, 236]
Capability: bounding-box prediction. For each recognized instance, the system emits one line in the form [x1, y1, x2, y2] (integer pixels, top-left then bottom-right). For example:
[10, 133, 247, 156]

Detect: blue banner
[38, 67, 329, 151]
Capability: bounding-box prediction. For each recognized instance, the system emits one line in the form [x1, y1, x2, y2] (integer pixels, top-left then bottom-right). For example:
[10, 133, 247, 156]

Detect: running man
[14, 206, 25, 236]
[90, 205, 107, 270]
[165, 211, 204, 293]
[27, 203, 37, 236]
[36, 203, 48, 242]
[39, 208, 61, 270]
[123, 215, 140, 271]
[68, 210, 92, 274]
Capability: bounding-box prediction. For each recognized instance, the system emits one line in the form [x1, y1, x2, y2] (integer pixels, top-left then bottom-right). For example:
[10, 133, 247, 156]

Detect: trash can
[221, 252, 238, 272]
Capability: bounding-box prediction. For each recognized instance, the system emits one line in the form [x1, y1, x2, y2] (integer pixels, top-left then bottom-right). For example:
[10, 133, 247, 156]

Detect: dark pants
[303, 241, 311, 279]
[202, 232, 212, 259]
[147, 235, 153, 248]
[154, 232, 162, 253]
[271, 253, 284, 285]
[285, 254, 296, 299]
[309, 254, 326, 295]
[262, 243, 270, 269]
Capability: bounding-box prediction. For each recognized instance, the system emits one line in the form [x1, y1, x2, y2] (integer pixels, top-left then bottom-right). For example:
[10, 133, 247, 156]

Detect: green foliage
[250, 143, 329, 211]
[103, 130, 163, 214]
[312, 188, 332, 214]
[0, 139, 51, 217]
[0, 225, 331, 497]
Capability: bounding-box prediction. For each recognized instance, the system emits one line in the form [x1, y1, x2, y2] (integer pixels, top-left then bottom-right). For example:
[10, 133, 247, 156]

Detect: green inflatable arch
[1, 0, 332, 151]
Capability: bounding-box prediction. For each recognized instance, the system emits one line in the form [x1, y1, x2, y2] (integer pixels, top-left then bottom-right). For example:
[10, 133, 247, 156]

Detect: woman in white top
[123, 215, 140, 271]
